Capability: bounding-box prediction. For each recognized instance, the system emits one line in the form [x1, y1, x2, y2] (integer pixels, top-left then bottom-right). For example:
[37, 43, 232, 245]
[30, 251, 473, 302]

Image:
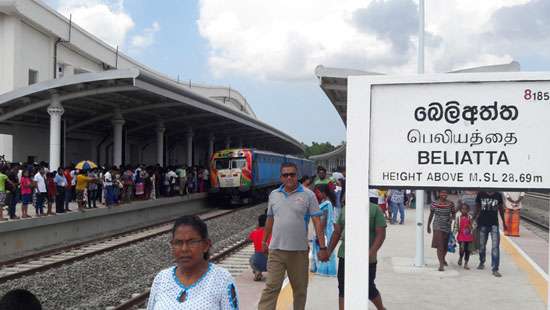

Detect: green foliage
[302, 141, 337, 158]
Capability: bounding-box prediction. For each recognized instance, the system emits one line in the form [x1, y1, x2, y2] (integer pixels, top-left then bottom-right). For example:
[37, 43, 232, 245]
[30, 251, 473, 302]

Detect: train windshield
[231, 158, 247, 169]
[215, 158, 230, 170]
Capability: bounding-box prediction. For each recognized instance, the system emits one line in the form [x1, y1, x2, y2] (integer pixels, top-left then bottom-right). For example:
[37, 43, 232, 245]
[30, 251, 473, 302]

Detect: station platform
[236, 207, 549, 310]
[0, 193, 208, 262]
[0, 193, 205, 220]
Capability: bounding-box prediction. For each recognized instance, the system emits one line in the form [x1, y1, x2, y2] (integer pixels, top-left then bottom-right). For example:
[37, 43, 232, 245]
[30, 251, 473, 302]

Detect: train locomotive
[209, 148, 314, 205]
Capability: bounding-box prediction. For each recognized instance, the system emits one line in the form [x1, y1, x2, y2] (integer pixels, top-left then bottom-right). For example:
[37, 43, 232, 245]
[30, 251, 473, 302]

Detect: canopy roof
[314, 62, 521, 126]
[0, 69, 304, 154]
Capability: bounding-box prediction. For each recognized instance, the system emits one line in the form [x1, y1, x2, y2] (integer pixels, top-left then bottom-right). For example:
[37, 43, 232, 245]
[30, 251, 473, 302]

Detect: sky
[43, 0, 550, 145]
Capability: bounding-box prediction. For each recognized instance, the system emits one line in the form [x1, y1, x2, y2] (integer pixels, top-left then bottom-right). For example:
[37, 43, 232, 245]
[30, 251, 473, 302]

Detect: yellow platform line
[276, 272, 314, 310]
[276, 278, 293, 310]
[277, 238, 549, 308]
[501, 233, 548, 305]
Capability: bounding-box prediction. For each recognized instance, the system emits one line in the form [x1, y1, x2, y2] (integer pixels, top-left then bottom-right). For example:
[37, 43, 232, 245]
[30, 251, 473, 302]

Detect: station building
[0, 0, 303, 170]
[309, 144, 346, 173]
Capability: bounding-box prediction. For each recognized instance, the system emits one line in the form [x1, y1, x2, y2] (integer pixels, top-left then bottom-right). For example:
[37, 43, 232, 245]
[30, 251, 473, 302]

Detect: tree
[302, 141, 337, 158]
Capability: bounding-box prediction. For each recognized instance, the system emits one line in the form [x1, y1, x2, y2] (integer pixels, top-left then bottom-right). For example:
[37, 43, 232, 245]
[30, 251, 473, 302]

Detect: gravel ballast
[0, 204, 267, 309]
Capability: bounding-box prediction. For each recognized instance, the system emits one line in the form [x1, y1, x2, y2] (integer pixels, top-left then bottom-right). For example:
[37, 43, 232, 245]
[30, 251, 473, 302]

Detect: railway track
[520, 212, 549, 231]
[525, 192, 550, 200]
[0, 207, 247, 283]
[109, 238, 253, 310]
[521, 192, 549, 231]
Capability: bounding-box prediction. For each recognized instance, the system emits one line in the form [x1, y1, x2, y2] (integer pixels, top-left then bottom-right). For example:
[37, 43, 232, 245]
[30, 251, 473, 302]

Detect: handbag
[447, 233, 457, 253]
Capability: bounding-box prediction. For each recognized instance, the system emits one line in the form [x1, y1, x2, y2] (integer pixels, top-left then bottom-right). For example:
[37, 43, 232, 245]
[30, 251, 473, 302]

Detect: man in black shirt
[474, 191, 507, 277]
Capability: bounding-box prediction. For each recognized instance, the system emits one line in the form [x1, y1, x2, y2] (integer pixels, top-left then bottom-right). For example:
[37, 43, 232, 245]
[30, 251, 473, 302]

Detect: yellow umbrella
[75, 160, 98, 170]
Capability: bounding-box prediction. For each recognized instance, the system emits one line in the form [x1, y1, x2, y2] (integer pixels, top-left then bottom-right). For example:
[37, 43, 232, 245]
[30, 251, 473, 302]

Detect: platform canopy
[315, 61, 520, 126]
[0, 68, 304, 155]
[314, 65, 383, 125]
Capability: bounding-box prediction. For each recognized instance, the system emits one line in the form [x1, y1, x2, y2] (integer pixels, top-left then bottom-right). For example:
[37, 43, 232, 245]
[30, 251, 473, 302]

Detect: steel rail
[0, 202, 210, 268]
[0, 206, 253, 283]
[520, 213, 549, 231]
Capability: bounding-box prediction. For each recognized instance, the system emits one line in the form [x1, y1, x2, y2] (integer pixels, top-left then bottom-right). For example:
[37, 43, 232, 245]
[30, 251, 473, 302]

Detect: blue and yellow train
[209, 148, 314, 204]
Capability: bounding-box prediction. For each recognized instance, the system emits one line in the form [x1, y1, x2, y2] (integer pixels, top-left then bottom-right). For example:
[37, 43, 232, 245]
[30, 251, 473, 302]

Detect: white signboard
[345, 73, 550, 310]
[366, 76, 550, 190]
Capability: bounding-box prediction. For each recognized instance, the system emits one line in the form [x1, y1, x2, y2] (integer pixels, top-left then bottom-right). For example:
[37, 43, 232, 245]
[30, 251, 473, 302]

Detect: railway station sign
[349, 73, 550, 190]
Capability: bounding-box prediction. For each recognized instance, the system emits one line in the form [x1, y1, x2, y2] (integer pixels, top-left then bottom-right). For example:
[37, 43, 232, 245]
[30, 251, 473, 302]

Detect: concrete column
[225, 136, 231, 149]
[186, 128, 193, 167]
[156, 122, 165, 166]
[90, 139, 99, 163]
[111, 110, 125, 167]
[172, 145, 177, 166]
[47, 93, 64, 171]
[208, 134, 215, 160]
[193, 144, 200, 165]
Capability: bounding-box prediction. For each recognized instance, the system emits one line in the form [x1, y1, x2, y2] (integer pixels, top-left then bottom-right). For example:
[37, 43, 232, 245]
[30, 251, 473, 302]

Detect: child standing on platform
[249, 214, 270, 281]
[454, 203, 474, 269]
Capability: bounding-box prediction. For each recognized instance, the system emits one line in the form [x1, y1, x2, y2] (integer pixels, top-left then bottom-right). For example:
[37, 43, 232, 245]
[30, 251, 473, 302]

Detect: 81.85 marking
[469, 172, 543, 183]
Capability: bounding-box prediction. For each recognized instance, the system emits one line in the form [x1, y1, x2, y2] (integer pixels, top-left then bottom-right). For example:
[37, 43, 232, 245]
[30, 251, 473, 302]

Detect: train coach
[209, 148, 315, 205]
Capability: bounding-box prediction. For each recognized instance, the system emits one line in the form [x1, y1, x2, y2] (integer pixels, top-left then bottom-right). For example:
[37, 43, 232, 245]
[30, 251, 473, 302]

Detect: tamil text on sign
[367, 77, 550, 189]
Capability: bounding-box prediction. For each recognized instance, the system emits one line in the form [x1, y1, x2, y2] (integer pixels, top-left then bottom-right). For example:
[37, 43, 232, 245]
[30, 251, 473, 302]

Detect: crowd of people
[244, 164, 523, 310]
[0, 162, 211, 220]
[0, 161, 528, 310]
[427, 189, 524, 277]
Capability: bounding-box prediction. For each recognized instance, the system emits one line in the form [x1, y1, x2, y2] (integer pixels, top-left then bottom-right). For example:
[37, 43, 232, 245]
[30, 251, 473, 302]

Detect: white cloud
[198, 0, 542, 80]
[130, 21, 161, 50]
[57, 0, 135, 48]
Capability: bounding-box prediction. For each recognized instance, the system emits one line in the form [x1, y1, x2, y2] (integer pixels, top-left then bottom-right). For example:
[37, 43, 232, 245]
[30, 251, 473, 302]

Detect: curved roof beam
[67, 102, 196, 132]
[126, 113, 213, 134]
[0, 85, 136, 122]
[134, 77, 304, 152]
[0, 69, 139, 105]
[0, 69, 304, 153]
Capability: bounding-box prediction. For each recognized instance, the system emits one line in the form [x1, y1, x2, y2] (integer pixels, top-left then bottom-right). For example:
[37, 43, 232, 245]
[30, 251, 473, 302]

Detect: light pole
[415, 0, 426, 268]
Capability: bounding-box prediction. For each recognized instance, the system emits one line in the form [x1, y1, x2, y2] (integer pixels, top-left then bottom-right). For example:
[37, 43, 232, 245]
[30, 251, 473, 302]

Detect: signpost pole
[415, 190, 425, 266]
[345, 79, 371, 310]
[415, 0, 426, 268]
[418, 0, 424, 75]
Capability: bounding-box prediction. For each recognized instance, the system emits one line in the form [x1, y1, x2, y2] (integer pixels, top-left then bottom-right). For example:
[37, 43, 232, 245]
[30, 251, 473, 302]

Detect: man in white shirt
[166, 168, 178, 196]
[33, 167, 47, 216]
[502, 192, 525, 237]
[332, 169, 345, 219]
[332, 171, 344, 182]
[176, 166, 187, 195]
